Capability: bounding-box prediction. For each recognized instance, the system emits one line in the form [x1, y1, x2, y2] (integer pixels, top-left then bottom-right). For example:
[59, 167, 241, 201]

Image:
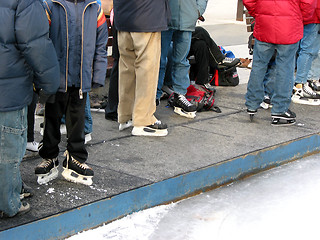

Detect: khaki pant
[117, 31, 161, 126]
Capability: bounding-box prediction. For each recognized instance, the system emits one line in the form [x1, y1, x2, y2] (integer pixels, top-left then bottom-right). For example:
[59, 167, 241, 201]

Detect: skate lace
[39, 158, 55, 168]
[64, 150, 91, 170]
[178, 95, 192, 107]
[303, 84, 317, 96]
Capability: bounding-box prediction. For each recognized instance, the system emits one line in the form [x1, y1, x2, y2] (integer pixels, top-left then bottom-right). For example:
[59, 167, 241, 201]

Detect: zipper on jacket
[52, 0, 69, 93]
[79, 1, 96, 99]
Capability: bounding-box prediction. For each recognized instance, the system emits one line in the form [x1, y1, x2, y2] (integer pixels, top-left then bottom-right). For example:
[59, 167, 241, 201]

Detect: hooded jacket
[243, 0, 316, 44]
[42, 0, 108, 96]
[304, 0, 320, 24]
[0, 0, 60, 112]
[168, 0, 208, 32]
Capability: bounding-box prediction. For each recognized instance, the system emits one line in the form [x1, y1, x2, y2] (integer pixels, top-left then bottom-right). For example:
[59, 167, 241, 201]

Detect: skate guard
[62, 168, 93, 186]
[174, 107, 196, 119]
[291, 95, 320, 106]
[37, 167, 59, 185]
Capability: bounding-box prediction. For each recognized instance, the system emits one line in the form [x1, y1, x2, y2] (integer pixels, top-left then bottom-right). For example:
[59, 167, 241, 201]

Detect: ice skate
[271, 109, 296, 126]
[260, 96, 272, 109]
[308, 79, 320, 93]
[119, 120, 133, 131]
[62, 151, 94, 186]
[247, 109, 257, 122]
[35, 158, 59, 185]
[172, 93, 197, 119]
[132, 120, 168, 137]
[291, 83, 320, 106]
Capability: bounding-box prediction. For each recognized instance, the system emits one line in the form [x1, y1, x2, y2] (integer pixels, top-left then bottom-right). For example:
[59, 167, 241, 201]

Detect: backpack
[209, 66, 239, 87]
[185, 84, 221, 112]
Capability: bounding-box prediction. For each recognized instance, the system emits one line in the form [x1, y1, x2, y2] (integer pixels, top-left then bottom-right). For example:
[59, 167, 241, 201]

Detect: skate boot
[131, 120, 168, 137]
[308, 80, 320, 93]
[260, 96, 272, 109]
[172, 93, 197, 119]
[247, 109, 257, 122]
[271, 109, 296, 126]
[35, 158, 59, 185]
[291, 83, 320, 105]
[62, 151, 94, 186]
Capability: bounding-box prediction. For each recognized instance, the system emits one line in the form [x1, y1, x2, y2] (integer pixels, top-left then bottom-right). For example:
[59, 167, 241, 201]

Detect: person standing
[113, 0, 170, 136]
[35, 0, 108, 186]
[156, 0, 208, 119]
[292, 0, 320, 105]
[244, 0, 316, 125]
[0, 0, 60, 217]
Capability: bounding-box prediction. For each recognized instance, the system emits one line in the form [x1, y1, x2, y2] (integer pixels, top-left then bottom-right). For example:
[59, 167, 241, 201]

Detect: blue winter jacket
[0, 0, 60, 112]
[168, 0, 208, 31]
[114, 0, 170, 32]
[42, 0, 108, 96]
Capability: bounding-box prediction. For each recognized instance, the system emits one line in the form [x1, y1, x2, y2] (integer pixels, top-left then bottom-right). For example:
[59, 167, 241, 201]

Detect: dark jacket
[42, 0, 108, 95]
[113, 0, 170, 32]
[0, 0, 60, 112]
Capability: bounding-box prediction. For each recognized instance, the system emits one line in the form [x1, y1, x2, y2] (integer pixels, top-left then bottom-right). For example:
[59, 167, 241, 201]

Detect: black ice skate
[291, 83, 320, 106]
[247, 109, 257, 122]
[62, 151, 94, 186]
[172, 93, 197, 119]
[271, 109, 296, 126]
[35, 158, 59, 185]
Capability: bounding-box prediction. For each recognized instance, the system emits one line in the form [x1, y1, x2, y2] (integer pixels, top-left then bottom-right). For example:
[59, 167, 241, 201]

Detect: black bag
[209, 66, 239, 87]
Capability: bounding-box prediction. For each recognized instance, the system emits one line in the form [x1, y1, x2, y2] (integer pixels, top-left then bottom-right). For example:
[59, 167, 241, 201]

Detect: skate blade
[291, 96, 320, 105]
[62, 168, 93, 186]
[174, 107, 196, 119]
[37, 167, 59, 185]
[271, 118, 296, 126]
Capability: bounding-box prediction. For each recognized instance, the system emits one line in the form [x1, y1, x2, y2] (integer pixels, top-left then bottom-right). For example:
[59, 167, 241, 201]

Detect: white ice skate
[172, 93, 197, 119]
[35, 158, 59, 185]
[62, 151, 93, 186]
[292, 84, 320, 106]
[173, 107, 196, 118]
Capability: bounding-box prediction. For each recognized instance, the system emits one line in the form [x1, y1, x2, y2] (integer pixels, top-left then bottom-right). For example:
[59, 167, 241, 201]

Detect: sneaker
[119, 120, 133, 131]
[20, 182, 32, 200]
[132, 120, 168, 137]
[172, 93, 197, 118]
[271, 109, 296, 120]
[202, 83, 216, 93]
[260, 96, 272, 109]
[35, 158, 59, 185]
[85, 133, 92, 144]
[26, 141, 39, 152]
[0, 202, 30, 218]
[220, 57, 241, 68]
[62, 152, 94, 186]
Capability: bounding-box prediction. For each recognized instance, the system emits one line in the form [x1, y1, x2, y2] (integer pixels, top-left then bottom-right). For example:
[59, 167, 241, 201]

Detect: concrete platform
[1, 18, 320, 239]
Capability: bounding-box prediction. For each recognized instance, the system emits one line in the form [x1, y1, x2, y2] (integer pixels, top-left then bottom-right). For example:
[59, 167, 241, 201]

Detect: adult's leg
[131, 31, 160, 126]
[0, 107, 27, 216]
[117, 31, 136, 124]
[157, 30, 174, 100]
[295, 24, 320, 84]
[271, 42, 299, 114]
[84, 93, 92, 135]
[245, 40, 275, 111]
[27, 92, 38, 142]
[171, 30, 192, 95]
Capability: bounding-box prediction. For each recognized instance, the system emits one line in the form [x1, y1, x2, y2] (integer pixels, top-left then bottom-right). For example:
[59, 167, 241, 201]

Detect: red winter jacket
[243, 0, 316, 44]
[304, 0, 320, 24]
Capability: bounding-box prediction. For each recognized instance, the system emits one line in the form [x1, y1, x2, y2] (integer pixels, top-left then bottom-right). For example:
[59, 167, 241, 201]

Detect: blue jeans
[308, 49, 320, 80]
[295, 24, 320, 84]
[84, 94, 92, 134]
[157, 29, 192, 99]
[0, 107, 27, 216]
[246, 40, 298, 114]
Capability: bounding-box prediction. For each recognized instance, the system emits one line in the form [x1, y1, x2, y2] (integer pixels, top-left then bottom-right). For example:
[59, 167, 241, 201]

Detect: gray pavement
[1, 19, 320, 239]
